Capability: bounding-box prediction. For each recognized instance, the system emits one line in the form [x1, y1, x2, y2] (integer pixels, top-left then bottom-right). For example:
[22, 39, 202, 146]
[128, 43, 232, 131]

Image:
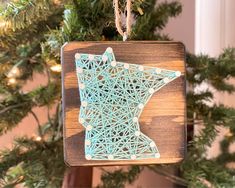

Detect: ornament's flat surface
[75, 48, 181, 161]
[62, 41, 186, 166]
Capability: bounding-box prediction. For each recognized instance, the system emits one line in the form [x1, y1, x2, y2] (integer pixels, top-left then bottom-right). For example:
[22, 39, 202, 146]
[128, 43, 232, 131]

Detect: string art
[74, 47, 181, 160]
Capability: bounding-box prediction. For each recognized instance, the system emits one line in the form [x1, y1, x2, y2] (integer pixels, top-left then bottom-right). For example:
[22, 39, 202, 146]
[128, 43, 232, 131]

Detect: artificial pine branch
[0, 83, 60, 134]
[0, 0, 235, 187]
[1, 0, 57, 30]
[187, 49, 235, 93]
[132, 0, 182, 40]
[0, 137, 64, 187]
[181, 49, 235, 187]
[0, 8, 63, 50]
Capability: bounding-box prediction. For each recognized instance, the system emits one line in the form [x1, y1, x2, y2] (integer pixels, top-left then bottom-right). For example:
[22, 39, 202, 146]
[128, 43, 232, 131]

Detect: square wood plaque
[61, 41, 186, 166]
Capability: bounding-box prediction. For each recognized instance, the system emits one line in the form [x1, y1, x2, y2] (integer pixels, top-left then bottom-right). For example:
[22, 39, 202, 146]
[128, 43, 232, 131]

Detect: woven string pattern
[75, 48, 181, 160]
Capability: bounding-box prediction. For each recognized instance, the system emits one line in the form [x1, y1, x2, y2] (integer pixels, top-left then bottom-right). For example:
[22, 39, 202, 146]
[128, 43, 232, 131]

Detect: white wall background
[162, 0, 235, 56]
[195, 0, 235, 56]
[161, 0, 196, 53]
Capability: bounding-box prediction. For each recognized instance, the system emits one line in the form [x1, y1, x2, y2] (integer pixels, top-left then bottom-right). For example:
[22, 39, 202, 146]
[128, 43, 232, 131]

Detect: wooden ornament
[61, 41, 186, 166]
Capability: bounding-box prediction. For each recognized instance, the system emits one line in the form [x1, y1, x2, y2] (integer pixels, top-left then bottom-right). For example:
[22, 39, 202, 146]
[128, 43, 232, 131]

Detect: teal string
[75, 47, 181, 160]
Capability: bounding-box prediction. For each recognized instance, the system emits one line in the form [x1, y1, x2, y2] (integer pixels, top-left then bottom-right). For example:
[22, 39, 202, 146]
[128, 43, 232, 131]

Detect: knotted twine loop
[113, 0, 132, 41]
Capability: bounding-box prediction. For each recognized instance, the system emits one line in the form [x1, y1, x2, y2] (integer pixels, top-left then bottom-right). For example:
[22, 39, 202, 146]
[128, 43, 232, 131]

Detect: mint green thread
[75, 47, 181, 160]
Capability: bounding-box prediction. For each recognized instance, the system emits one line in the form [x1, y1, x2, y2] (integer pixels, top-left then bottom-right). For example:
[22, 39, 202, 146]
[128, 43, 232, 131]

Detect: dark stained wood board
[61, 41, 186, 166]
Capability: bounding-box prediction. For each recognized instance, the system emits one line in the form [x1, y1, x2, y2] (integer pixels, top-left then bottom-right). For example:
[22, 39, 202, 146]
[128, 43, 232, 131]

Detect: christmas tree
[0, 0, 235, 187]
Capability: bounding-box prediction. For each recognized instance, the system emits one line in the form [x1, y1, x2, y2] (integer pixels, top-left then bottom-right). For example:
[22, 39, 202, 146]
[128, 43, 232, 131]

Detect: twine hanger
[113, 0, 132, 41]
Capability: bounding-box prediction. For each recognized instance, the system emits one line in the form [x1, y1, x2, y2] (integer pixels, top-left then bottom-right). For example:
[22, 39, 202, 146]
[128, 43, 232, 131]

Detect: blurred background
[0, 0, 235, 187]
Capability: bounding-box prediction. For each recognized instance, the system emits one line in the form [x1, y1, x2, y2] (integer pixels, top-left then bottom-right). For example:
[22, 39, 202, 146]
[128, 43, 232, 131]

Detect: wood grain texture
[61, 41, 186, 166]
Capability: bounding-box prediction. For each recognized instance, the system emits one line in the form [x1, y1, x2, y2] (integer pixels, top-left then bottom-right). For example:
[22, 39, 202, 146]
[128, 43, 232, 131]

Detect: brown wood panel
[61, 41, 186, 166]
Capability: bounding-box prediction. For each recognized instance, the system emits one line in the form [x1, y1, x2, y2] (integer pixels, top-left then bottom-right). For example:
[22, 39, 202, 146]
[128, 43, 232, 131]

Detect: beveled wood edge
[61, 41, 187, 167]
[61, 42, 69, 166]
[61, 41, 186, 52]
[182, 46, 187, 160]
[65, 157, 184, 167]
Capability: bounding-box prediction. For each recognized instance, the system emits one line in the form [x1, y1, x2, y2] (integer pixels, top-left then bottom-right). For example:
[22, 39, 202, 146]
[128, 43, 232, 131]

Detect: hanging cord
[113, 0, 132, 41]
